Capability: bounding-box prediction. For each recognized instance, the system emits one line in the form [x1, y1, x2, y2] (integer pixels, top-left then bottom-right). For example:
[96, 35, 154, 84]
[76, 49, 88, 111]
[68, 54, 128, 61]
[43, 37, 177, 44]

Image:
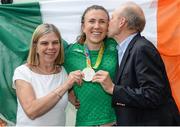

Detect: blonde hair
[27, 23, 64, 66]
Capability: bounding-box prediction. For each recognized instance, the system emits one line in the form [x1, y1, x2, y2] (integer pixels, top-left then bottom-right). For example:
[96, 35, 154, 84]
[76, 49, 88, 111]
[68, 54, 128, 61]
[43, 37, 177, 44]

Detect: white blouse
[13, 64, 68, 126]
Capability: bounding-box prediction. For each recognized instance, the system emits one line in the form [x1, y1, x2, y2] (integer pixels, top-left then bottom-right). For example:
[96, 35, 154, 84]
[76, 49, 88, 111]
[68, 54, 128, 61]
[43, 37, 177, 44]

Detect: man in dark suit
[92, 2, 180, 125]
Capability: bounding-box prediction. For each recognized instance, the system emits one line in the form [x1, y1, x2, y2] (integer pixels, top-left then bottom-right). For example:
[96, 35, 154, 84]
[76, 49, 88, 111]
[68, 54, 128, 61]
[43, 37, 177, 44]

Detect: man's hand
[92, 70, 114, 94]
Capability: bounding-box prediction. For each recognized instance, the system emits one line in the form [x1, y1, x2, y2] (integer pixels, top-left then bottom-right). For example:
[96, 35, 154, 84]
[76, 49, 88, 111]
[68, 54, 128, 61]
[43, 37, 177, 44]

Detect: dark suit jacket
[112, 33, 180, 125]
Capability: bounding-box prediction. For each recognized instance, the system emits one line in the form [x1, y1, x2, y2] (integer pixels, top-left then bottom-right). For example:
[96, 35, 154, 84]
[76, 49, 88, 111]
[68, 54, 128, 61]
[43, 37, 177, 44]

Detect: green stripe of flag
[0, 2, 42, 124]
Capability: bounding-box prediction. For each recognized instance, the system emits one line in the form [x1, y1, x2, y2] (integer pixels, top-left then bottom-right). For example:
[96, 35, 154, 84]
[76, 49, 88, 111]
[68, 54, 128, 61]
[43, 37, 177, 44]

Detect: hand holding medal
[82, 43, 104, 82]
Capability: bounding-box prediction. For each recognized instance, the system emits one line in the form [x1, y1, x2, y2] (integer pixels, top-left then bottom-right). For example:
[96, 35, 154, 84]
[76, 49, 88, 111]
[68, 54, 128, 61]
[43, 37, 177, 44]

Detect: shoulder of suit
[134, 36, 156, 49]
[132, 36, 160, 58]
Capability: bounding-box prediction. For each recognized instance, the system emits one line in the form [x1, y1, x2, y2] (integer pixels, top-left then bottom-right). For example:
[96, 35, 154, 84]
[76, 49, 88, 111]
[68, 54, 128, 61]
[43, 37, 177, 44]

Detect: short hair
[27, 23, 64, 66]
[77, 5, 109, 44]
[121, 3, 145, 32]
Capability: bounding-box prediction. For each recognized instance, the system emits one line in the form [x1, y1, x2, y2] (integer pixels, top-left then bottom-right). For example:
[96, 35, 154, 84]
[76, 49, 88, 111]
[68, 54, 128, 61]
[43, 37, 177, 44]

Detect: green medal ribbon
[84, 42, 105, 69]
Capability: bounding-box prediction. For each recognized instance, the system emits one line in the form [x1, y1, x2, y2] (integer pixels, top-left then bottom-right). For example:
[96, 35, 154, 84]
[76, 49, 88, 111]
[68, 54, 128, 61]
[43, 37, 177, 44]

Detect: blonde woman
[13, 24, 83, 126]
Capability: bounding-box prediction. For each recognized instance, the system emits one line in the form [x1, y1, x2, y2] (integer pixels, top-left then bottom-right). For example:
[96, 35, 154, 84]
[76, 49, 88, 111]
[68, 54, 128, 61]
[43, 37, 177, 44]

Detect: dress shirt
[116, 33, 137, 66]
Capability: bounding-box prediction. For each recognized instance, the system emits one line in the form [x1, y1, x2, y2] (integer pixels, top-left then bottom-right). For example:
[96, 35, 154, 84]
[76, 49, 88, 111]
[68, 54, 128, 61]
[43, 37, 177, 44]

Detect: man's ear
[119, 17, 126, 27]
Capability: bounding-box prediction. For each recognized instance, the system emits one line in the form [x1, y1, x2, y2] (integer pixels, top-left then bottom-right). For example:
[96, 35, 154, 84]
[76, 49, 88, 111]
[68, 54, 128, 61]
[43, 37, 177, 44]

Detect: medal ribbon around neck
[84, 42, 105, 69]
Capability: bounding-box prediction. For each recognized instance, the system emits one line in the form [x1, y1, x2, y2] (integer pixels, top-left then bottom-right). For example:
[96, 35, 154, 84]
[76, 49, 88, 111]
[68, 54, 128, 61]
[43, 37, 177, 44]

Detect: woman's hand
[66, 70, 83, 89]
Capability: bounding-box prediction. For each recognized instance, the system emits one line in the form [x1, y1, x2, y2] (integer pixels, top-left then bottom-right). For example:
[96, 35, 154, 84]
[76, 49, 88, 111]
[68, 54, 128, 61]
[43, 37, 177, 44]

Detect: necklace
[36, 65, 57, 75]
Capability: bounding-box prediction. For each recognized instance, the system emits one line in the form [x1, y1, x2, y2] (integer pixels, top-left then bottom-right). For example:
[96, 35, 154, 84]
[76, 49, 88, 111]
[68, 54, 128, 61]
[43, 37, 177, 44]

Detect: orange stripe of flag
[158, 0, 180, 111]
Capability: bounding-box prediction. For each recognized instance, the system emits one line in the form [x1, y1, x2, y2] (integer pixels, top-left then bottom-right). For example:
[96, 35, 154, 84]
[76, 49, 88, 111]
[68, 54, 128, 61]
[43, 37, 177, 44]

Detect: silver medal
[82, 67, 95, 82]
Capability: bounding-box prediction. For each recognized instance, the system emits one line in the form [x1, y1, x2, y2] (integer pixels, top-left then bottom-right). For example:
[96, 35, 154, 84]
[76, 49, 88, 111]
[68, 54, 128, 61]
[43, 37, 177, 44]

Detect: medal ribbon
[84, 42, 104, 69]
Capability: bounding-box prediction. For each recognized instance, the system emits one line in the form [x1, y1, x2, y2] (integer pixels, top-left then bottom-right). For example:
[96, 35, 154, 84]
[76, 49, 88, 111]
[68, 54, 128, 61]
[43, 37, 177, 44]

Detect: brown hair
[27, 23, 64, 66]
[77, 5, 109, 44]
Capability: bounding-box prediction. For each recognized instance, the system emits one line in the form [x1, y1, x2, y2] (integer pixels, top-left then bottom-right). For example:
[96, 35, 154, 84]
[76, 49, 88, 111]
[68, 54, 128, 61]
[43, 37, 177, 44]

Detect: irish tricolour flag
[0, 0, 179, 125]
